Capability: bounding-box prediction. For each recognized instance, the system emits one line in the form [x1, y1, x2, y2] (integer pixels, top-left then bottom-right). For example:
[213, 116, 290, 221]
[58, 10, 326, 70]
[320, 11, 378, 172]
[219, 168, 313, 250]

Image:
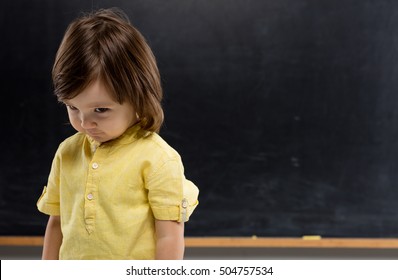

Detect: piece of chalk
[302, 235, 322, 240]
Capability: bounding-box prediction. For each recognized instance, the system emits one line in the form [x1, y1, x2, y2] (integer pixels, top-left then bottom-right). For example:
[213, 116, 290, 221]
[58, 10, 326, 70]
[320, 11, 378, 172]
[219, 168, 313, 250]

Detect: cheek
[122, 109, 137, 126]
[68, 113, 83, 131]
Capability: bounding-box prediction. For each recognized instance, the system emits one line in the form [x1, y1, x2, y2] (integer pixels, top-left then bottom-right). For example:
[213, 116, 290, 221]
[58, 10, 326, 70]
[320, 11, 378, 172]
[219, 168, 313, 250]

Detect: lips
[86, 130, 103, 137]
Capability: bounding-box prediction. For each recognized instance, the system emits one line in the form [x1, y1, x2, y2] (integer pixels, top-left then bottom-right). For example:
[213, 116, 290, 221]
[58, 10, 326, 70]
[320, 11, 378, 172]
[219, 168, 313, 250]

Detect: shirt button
[87, 193, 94, 200]
[92, 162, 99, 169]
[182, 199, 188, 208]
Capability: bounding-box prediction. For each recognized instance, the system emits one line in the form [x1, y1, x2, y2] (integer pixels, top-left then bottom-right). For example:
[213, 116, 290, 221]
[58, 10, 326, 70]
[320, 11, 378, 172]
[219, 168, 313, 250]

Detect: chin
[89, 134, 108, 143]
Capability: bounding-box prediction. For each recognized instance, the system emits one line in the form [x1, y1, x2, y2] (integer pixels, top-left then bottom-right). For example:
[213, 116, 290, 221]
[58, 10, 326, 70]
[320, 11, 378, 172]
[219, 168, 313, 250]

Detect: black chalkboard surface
[1, 0, 398, 238]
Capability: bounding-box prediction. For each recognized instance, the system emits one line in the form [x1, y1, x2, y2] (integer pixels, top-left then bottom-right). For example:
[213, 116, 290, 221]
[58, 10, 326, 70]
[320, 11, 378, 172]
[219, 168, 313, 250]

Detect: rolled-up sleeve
[146, 158, 199, 222]
[37, 150, 61, 216]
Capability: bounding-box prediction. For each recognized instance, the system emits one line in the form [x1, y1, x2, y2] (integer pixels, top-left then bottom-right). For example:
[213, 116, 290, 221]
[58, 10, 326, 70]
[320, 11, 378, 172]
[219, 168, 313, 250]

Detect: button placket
[84, 148, 102, 234]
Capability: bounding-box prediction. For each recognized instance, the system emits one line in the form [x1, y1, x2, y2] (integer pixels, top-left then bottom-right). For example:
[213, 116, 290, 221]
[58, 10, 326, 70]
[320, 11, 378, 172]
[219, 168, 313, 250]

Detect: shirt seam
[146, 157, 180, 183]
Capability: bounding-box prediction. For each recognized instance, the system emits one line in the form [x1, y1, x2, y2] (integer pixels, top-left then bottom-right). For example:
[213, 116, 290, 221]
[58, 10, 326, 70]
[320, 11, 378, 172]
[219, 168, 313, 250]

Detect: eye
[66, 104, 78, 111]
[94, 108, 109, 113]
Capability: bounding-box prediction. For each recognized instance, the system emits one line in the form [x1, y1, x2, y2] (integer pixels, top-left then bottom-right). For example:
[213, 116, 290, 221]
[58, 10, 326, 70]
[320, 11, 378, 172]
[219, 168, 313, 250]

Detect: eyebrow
[87, 103, 115, 108]
[63, 101, 116, 108]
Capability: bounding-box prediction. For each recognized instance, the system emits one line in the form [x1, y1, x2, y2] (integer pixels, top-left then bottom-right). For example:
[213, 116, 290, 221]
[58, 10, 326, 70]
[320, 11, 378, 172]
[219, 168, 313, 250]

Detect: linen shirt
[37, 124, 199, 259]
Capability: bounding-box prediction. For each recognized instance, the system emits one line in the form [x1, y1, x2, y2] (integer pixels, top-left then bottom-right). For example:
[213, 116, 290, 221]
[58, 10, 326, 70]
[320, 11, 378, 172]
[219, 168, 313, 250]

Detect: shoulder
[137, 132, 181, 161]
[56, 132, 86, 154]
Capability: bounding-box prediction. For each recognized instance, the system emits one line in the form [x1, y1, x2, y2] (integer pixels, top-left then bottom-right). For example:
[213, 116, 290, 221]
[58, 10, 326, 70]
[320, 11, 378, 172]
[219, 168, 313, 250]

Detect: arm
[42, 215, 62, 260]
[155, 220, 185, 260]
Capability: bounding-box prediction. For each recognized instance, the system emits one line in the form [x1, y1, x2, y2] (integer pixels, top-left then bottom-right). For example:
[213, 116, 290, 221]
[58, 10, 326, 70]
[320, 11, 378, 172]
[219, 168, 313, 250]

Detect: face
[63, 80, 138, 143]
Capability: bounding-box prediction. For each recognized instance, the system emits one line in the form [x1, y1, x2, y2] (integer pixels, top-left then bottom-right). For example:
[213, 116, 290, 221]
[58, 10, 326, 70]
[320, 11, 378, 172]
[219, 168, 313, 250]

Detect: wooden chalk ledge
[1, 236, 398, 248]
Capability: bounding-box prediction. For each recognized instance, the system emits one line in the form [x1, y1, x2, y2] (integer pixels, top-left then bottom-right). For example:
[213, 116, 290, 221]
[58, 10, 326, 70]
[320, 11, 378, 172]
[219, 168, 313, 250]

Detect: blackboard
[2, 0, 398, 238]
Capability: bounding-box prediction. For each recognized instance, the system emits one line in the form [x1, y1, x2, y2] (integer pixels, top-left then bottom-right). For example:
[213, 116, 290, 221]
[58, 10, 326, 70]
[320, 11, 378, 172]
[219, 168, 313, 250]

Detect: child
[37, 8, 199, 260]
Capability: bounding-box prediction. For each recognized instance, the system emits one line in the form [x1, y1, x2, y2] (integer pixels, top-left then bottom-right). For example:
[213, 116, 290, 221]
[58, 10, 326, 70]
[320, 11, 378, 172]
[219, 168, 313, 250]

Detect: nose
[80, 114, 97, 129]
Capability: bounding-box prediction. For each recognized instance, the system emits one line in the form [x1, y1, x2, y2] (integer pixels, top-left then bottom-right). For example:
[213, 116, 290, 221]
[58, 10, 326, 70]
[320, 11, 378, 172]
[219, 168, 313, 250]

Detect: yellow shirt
[37, 124, 199, 259]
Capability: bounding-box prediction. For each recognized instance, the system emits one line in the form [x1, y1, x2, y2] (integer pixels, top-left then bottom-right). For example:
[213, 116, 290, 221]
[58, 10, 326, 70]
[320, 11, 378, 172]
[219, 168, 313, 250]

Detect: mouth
[86, 131, 103, 137]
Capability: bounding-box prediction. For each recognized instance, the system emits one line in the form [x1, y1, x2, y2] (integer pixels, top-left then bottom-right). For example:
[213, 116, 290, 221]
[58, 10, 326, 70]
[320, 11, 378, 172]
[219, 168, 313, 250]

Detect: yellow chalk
[302, 235, 322, 240]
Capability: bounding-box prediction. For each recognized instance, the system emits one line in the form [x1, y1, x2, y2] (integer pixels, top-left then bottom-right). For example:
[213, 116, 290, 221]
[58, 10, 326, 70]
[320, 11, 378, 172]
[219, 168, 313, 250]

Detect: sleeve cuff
[152, 198, 199, 222]
[36, 186, 60, 216]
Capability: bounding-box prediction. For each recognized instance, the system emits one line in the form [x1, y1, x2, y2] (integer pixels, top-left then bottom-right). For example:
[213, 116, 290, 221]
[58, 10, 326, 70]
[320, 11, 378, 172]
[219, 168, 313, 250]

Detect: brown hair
[52, 8, 164, 132]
